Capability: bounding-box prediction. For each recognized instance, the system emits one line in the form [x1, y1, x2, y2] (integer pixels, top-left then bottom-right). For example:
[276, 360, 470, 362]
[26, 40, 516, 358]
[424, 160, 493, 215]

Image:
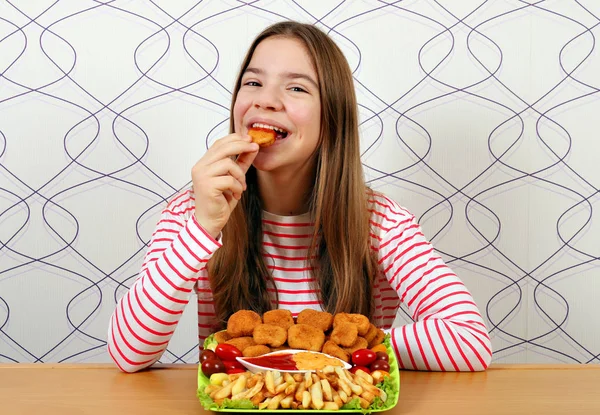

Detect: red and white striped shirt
[107, 190, 492, 372]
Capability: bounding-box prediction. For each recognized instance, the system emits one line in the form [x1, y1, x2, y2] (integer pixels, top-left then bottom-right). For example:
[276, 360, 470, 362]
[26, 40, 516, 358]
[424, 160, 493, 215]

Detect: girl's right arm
[107, 191, 221, 373]
[107, 134, 258, 373]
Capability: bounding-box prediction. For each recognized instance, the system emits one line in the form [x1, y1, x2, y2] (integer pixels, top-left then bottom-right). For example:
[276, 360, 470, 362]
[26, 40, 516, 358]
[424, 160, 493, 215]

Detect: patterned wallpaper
[1, 0, 599, 365]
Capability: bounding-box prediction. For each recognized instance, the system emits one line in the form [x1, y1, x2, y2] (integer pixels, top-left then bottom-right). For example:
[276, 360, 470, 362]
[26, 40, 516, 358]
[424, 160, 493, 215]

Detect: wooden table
[0, 364, 599, 414]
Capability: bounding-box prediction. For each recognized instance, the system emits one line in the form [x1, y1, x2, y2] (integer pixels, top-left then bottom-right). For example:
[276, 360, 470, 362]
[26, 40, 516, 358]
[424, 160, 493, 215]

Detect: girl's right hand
[191, 134, 259, 239]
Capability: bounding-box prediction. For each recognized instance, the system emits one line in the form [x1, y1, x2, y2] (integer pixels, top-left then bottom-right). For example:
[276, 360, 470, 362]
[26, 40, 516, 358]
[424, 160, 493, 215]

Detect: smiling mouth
[251, 123, 289, 140]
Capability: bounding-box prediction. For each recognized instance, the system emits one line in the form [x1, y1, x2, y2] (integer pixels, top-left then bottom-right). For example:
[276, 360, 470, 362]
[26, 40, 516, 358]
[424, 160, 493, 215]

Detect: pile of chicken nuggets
[213, 309, 385, 363]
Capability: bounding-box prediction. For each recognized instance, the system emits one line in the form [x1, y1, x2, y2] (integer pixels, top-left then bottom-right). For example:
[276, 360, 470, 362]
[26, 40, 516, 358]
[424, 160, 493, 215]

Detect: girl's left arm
[377, 211, 492, 371]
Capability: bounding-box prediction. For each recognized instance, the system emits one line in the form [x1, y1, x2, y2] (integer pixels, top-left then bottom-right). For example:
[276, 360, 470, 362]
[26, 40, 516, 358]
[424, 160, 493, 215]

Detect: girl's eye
[290, 86, 307, 93]
[244, 81, 261, 87]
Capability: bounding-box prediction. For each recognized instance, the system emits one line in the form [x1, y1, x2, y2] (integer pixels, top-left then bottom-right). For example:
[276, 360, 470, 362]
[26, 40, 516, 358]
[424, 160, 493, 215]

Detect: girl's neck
[257, 165, 316, 216]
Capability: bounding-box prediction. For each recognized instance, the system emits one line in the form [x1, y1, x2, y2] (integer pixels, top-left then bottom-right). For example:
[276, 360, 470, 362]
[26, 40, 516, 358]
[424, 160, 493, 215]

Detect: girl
[107, 21, 492, 373]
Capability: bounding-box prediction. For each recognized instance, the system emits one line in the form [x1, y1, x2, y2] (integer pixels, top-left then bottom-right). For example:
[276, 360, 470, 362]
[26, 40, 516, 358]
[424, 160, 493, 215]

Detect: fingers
[211, 176, 244, 200]
[206, 158, 248, 191]
[202, 134, 259, 166]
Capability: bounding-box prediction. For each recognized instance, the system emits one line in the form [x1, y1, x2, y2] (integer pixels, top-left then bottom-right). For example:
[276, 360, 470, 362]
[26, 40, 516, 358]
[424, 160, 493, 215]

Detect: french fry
[293, 374, 303, 382]
[250, 391, 265, 406]
[258, 398, 272, 410]
[247, 372, 263, 388]
[304, 371, 313, 388]
[322, 365, 335, 374]
[310, 381, 324, 409]
[266, 371, 276, 394]
[350, 394, 369, 409]
[302, 390, 311, 408]
[204, 384, 220, 395]
[275, 382, 288, 394]
[337, 378, 352, 396]
[295, 379, 306, 402]
[280, 395, 294, 409]
[231, 375, 247, 396]
[321, 379, 333, 402]
[338, 389, 349, 404]
[212, 381, 234, 401]
[355, 369, 374, 385]
[232, 379, 264, 401]
[361, 391, 376, 403]
[344, 373, 363, 395]
[356, 376, 383, 397]
[284, 372, 295, 385]
[268, 392, 286, 409]
[323, 402, 340, 410]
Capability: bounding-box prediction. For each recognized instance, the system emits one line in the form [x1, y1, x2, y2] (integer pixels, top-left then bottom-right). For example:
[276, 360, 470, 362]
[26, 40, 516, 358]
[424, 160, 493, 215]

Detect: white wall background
[1, 0, 599, 366]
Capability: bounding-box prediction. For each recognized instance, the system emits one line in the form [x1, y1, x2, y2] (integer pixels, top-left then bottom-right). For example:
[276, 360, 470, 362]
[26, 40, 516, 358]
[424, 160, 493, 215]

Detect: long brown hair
[208, 21, 378, 327]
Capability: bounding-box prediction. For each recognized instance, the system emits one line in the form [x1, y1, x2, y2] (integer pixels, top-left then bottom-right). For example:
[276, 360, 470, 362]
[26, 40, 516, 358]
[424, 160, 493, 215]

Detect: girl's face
[233, 36, 321, 173]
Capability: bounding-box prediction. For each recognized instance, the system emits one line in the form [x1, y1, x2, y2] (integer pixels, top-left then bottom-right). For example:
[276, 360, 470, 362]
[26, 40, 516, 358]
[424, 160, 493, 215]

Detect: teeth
[251, 123, 287, 133]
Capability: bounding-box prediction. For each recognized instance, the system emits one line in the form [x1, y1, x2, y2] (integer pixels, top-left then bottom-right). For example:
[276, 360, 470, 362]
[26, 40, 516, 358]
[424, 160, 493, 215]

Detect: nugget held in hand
[263, 309, 295, 331]
[248, 127, 276, 147]
[330, 322, 358, 347]
[297, 309, 333, 332]
[288, 324, 325, 352]
[334, 313, 370, 336]
[227, 310, 262, 337]
[253, 324, 287, 347]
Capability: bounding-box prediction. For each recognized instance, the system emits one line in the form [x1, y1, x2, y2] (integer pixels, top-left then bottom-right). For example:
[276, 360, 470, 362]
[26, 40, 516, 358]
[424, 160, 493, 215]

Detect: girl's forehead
[249, 37, 316, 76]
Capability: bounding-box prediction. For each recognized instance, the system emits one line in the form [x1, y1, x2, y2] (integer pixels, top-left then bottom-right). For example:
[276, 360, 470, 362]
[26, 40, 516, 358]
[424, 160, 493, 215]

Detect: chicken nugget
[243, 345, 271, 357]
[213, 330, 231, 344]
[368, 327, 385, 348]
[343, 336, 369, 354]
[227, 310, 262, 337]
[253, 324, 287, 347]
[333, 313, 370, 336]
[263, 309, 295, 331]
[321, 340, 350, 363]
[297, 309, 333, 332]
[287, 324, 325, 352]
[248, 127, 276, 147]
[330, 322, 358, 347]
[225, 336, 256, 352]
[363, 324, 379, 345]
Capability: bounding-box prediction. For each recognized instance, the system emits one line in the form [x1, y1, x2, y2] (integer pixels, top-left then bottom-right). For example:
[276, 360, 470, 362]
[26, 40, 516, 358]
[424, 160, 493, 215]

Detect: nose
[253, 85, 283, 111]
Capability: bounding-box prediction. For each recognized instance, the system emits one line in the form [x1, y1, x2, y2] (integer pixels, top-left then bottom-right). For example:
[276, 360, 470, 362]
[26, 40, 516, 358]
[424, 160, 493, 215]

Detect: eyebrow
[244, 67, 319, 89]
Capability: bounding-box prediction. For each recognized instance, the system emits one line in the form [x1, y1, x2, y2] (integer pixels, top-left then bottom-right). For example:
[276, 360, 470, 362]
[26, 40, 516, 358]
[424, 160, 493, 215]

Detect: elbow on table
[107, 343, 157, 374]
[473, 340, 493, 371]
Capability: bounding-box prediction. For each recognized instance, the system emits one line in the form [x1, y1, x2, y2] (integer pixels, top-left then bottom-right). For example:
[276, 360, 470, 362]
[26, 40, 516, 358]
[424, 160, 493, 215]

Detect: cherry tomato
[201, 358, 226, 376]
[351, 349, 377, 366]
[215, 344, 243, 361]
[200, 349, 217, 363]
[370, 360, 390, 372]
[350, 365, 371, 375]
[375, 351, 389, 362]
[223, 360, 245, 372]
[226, 368, 246, 375]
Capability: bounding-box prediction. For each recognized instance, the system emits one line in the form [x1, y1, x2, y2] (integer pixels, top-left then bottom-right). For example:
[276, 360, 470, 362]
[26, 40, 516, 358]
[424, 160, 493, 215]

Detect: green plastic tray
[197, 335, 400, 413]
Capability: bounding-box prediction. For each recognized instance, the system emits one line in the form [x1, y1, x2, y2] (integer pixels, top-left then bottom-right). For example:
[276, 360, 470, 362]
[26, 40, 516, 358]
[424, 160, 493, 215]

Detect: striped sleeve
[376, 202, 492, 371]
[107, 191, 221, 373]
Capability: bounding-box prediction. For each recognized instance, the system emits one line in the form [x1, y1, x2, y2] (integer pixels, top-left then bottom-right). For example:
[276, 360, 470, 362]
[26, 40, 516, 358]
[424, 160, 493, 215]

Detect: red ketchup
[243, 353, 298, 371]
